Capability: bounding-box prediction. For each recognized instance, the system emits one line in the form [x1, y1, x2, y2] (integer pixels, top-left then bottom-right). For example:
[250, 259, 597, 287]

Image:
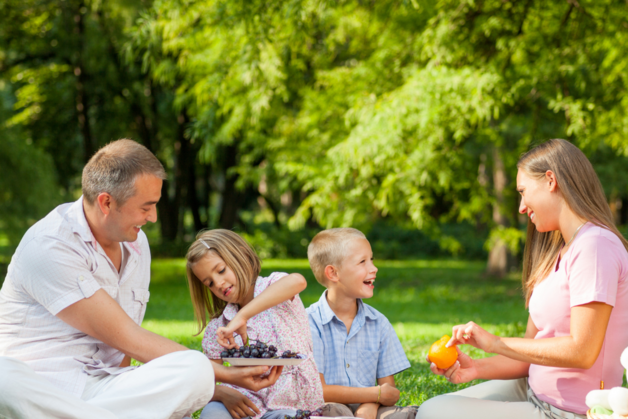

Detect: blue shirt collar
[316, 290, 378, 326]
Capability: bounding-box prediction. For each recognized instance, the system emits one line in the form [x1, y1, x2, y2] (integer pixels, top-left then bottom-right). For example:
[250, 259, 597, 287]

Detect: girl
[418, 139, 628, 419]
[186, 229, 324, 419]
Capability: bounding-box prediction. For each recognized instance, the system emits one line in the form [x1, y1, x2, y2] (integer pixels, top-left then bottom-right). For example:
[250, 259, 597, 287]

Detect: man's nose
[147, 206, 158, 223]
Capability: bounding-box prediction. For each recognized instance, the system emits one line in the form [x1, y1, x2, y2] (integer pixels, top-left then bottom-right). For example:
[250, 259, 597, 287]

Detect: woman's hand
[213, 385, 260, 419]
[427, 347, 478, 384]
[217, 314, 248, 349]
[448, 321, 500, 354]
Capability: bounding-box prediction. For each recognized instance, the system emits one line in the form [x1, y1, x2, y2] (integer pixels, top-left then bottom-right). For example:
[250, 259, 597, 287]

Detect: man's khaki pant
[0, 351, 214, 419]
[416, 378, 586, 419]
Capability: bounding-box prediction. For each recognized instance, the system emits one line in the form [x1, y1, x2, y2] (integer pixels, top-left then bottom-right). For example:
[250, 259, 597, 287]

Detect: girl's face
[516, 169, 561, 232]
[192, 253, 240, 305]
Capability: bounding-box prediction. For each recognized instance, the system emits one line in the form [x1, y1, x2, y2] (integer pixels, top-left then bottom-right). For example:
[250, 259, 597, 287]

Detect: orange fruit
[428, 335, 458, 369]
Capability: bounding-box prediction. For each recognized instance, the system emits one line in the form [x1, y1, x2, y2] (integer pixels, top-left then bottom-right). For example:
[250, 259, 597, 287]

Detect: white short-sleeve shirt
[0, 197, 151, 397]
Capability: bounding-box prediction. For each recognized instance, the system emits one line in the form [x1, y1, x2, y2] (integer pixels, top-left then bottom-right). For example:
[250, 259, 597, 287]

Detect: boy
[306, 228, 415, 419]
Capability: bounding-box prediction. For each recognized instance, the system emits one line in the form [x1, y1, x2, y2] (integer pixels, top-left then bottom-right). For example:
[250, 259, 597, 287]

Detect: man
[0, 139, 281, 418]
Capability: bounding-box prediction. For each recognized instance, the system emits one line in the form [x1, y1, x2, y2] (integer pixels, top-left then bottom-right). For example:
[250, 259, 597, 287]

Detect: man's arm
[57, 289, 284, 391]
[57, 289, 187, 362]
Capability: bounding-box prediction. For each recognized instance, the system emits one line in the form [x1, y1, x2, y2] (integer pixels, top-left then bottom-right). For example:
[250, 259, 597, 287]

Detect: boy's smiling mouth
[363, 279, 375, 288]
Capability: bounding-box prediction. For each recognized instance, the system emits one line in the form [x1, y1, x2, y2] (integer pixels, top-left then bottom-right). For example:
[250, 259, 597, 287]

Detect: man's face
[106, 174, 162, 243]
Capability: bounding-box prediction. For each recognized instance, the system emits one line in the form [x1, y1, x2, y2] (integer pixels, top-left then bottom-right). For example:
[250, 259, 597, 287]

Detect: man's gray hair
[82, 139, 166, 205]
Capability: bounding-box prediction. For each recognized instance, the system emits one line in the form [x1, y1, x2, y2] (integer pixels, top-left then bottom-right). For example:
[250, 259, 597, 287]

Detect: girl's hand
[448, 321, 500, 354]
[427, 347, 478, 384]
[217, 314, 248, 349]
[216, 386, 260, 419]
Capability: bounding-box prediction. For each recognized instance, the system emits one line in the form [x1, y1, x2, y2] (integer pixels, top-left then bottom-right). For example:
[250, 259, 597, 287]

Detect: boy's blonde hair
[307, 228, 367, 286]
[186, 229, 261, 335]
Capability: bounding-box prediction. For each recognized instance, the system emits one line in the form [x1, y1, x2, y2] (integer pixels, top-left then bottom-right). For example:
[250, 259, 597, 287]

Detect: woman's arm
[217, 273, 307, 347]
[450, 302, 613, 370]
[433, 315, 535, 383]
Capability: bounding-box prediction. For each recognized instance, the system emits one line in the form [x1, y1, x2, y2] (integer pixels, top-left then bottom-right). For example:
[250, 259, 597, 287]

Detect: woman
[417, 139, 628, 419]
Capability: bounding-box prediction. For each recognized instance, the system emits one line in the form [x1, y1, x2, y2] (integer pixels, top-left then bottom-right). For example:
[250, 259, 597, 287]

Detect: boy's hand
[354, 402, 379, 419]
[379, 383, 400, 406]
[217, 314, 248, 349]
[214, 386, 260, 419]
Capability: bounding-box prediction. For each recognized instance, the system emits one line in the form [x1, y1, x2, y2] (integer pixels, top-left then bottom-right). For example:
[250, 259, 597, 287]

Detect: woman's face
[516, 169, 561, 232]
[192, 253, 241, 305]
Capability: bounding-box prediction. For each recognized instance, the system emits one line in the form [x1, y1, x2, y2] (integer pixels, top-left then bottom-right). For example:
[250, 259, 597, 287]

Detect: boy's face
[333, 238, 378, 299]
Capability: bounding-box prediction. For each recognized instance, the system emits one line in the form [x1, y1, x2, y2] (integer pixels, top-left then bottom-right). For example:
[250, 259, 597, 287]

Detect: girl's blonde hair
[518, 139, 628, 305]
[185, 229, 261, 335]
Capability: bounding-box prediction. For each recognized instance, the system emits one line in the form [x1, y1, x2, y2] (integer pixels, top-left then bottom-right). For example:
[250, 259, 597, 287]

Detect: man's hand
[214, 363, 284, 392]
[379, 383, 400, 406]
[354, 402, 379, 419]
[213, 386, 260, 419]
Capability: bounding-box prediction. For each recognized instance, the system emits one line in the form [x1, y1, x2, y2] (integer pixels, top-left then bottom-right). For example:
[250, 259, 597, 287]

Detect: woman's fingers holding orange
[429, 361, 445, 376]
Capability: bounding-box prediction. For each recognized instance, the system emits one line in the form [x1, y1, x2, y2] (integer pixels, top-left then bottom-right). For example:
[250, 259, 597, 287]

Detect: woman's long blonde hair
[185, 229, 261, 335]
[519, 139, 628, 305]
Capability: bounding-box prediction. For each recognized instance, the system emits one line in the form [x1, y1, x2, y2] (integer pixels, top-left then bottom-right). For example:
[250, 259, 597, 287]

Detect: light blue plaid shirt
[306, 291, 410, 387]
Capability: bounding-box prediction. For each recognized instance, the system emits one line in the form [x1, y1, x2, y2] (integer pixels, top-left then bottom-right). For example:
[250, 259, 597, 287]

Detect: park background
[1, 0, 628, 413]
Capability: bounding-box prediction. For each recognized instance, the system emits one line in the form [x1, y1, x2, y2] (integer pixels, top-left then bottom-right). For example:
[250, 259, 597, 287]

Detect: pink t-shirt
[528, 223, 628, 414]
[202, 272, 324, 418]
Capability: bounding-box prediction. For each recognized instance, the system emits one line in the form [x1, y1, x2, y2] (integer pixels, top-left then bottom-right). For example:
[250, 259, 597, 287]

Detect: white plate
[223, 354, 306, 366]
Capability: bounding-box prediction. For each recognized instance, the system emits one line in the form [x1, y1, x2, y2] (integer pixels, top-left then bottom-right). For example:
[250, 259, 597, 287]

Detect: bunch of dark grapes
[220, 340, 299, 359]
[284, 409, 316, 419]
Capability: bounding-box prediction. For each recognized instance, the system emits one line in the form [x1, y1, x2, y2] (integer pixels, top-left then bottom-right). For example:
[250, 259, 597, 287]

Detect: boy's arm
[319, 373, 381, 404]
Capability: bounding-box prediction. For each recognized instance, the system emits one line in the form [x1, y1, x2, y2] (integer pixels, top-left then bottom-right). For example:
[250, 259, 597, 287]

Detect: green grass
[145, 258, 529, 409]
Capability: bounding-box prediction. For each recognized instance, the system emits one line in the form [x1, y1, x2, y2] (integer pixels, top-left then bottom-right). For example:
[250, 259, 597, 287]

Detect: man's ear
[96, 193, 114, 215]
[324, 265, 340, 284]
[545, 170, 558, 192]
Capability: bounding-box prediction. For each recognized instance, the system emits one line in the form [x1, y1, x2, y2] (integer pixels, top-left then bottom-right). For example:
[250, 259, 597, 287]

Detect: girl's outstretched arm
[217, 273, 307, 348]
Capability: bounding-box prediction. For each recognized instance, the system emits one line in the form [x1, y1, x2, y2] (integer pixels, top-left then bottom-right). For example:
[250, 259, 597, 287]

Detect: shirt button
[346, 363, 350, 368]
[79, 275, 84, 281]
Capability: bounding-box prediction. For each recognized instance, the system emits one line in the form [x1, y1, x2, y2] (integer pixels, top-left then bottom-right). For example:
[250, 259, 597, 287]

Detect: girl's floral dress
[202, 272, 324, 418]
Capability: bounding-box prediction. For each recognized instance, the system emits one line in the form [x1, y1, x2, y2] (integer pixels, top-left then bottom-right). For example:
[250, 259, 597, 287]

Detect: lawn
[145, 258, 529, 409]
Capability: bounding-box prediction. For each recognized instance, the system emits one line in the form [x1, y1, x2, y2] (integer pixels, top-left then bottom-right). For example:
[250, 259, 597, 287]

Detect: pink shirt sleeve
[566, 233, 623, 307]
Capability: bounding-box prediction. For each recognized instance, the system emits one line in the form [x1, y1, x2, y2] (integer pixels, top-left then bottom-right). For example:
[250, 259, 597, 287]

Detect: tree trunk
[74, 3, 94, 163]
[219, 144, 244, 229]
[486, 146, 517, 278]
[187, 143, 206, 232]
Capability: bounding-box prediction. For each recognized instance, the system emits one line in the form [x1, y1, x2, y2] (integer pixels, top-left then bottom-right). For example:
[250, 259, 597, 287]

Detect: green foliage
[0, 84, 60, 244]
[3, 0, 628, 257]
[128, 0, 628, 259]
